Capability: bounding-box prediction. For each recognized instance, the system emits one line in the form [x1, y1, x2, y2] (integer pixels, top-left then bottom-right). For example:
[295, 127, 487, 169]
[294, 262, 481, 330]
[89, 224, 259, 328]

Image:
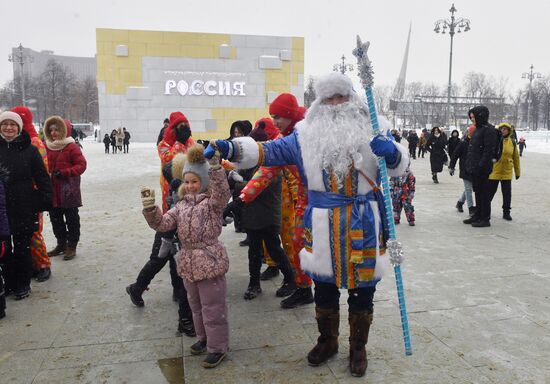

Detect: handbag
[59, 176, 82, 208]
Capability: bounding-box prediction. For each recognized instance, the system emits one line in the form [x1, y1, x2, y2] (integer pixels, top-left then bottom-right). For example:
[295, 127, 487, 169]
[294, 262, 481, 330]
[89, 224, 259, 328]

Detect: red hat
[163, 111, 190, 145]
[269, 93, 299, 121]
[11, 106, 37, 138]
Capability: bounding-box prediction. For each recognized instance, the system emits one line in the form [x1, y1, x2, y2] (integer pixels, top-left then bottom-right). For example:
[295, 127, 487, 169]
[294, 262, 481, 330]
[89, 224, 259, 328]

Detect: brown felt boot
[47, 241, 66, 257]
[307, 307, 339, 366]
[63, 242, 77, 260]
[349, 311, 373, 377]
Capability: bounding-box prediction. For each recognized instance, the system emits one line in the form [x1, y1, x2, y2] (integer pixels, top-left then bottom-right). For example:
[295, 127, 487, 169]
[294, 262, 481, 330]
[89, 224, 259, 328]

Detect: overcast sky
[3, 0, 550, 94]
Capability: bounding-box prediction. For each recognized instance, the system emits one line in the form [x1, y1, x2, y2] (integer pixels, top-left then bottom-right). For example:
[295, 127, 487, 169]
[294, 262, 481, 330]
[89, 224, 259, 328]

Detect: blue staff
[353, 35, 412, 356]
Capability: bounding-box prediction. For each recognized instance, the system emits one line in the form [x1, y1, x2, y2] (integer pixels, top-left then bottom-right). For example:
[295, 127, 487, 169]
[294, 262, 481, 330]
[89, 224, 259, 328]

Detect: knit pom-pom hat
[182, 145, 210, 193]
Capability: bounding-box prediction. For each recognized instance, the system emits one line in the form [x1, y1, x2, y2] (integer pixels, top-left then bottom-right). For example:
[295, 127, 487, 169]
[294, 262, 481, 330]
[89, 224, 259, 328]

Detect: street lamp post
[522, 64, 542, 129]
[8, 43, 33, 107]
[333, 54, 354, 74]
[434, 4, 471, 127]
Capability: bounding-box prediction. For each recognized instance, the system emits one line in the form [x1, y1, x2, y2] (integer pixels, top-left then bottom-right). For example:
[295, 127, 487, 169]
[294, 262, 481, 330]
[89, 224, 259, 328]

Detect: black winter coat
[447, 133, 460, 158]
[465, 105, 498, 177]
[0, 132, 52, 235]
[426, 134, 448, 173]
[241, 168, 282, 231]
[0, 166, 10, 239]
[449, 138, 472, 181]
[407, 134, 419, 149]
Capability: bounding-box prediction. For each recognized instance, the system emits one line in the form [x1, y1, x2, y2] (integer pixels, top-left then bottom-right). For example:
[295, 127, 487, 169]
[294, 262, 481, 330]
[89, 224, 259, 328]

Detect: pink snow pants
[183, 275, 229, 353]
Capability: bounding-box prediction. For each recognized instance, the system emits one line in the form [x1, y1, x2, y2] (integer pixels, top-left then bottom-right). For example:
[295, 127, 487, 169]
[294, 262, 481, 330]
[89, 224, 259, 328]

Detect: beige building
[96, 28, 305, 142]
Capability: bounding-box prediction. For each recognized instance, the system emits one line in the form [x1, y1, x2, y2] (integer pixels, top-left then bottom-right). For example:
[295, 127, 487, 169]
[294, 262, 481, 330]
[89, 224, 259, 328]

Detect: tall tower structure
[392, 24, 412, 100]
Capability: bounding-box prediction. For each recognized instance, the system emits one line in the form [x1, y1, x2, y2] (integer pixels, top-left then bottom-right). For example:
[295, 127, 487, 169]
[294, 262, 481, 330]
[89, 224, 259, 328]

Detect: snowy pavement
[1, 141, 549, 383]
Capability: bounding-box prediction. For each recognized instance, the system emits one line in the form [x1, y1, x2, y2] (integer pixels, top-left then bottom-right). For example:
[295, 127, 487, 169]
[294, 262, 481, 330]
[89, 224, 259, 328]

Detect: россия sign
[164, 71, 246, 97]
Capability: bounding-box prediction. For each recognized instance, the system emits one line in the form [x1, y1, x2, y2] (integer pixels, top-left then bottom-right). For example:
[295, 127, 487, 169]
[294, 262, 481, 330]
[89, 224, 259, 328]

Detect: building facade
[11, 47, 96, 82]
[96, 28, 304, 142]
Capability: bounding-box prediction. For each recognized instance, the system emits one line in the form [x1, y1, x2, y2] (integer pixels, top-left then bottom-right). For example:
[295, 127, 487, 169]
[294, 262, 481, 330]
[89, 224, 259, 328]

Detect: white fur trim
[314, 72, 354, 100]
[387, 142, 410, 177]
[231, 136, 259, 170]
[299, 208, 334, 277]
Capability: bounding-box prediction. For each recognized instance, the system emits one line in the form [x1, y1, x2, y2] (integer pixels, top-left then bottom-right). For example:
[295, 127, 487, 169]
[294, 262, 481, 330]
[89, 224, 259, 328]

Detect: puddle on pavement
[158, 357, 184, 384]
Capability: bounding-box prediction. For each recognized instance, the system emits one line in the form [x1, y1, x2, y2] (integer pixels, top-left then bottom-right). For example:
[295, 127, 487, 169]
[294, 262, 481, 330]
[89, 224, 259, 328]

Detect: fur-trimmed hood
[44, 116, 75, 151]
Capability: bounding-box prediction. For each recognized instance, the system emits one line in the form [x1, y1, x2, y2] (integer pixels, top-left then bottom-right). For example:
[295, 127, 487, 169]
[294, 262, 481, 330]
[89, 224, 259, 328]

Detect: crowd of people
[103, 127, 131, 154]
[1, 71, 526, 378]
[0, 107, 87, 320]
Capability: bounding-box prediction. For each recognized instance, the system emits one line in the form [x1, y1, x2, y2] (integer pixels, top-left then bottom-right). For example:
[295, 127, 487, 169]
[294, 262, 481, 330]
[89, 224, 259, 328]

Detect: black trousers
[2, 233, 33, 292]
[136, 232, 183, 292]
[104, 144, 109, 153]
[472, 175, 493, 221]
[488, 179, 512, 211]
[50, 207, 81, 244]
[247, 225, 293, 286]
[123, 143, 129, 153]
[314, 280, 376, 313]
[409, 146, 416, 159]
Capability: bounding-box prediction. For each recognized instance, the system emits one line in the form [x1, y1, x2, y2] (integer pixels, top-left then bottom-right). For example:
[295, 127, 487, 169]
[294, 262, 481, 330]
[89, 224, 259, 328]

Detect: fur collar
[45, 137, 75, 151]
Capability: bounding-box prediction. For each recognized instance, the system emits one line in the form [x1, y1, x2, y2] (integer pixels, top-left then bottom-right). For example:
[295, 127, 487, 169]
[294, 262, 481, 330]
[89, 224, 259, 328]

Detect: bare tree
[303, 76, 316, 108]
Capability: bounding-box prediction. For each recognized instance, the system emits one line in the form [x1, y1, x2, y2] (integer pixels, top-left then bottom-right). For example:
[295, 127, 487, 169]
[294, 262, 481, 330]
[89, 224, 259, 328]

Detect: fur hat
[314, 72, 354, 100]
[0, 111, 23, 133]
[11, 106, 37, 138]
[44, 116, 68, 141]
[182, 145, 210, 193]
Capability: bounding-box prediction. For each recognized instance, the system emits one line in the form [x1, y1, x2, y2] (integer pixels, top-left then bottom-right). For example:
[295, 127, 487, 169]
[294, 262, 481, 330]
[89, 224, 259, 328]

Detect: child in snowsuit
[103, 134, 110, 154]
[390, 168, 416, 226]
[141, 144, 231, 369]
[518, 137, 526, 157]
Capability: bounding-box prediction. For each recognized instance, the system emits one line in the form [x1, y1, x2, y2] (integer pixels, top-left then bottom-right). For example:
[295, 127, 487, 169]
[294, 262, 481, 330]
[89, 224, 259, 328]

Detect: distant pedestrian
[418, 132, 427, 158]
[488, 123, 520, 221]
[391, 129, 402, 143]
[426, 126, 448, 183]
[390, 168, 416, 226]
[407, 130, 419, 159]
[123, 127, 131, 153]
[110, 130, 117, 154]
[116, 127, 124, 152]
[449, 125, 475, 216]
[518, 137, 526, 156]
[447, 129, 460, 158]
[103, 134, 110, 153]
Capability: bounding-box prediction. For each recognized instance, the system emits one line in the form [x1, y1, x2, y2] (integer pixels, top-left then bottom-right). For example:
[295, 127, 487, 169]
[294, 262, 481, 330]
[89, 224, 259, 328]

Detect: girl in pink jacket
[141, 145, 231, 369]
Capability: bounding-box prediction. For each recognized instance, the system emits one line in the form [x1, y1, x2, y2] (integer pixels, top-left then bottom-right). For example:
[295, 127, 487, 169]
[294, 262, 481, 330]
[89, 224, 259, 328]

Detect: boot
[503, 209, 512, 221]
[472, 220, 491, 227]
[455, 201, 464, 213]
[349, 311, 373, 377]
[47, 241, 66, 257]
[126, 283, 147, 307]
[275, 263, 296, 297]
[63, 242, 77, 260]
[307, 307, 339, 366]
[280, 286, 314, 309]
[432, 173, 439, 184]
[468, 206, 476, 216]
[463, 214, 480, 224]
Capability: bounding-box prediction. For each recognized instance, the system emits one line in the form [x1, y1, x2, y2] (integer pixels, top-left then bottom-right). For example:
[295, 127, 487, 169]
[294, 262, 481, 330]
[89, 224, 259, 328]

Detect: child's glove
[370, 132, 399, 166]
[448, 167, 455, 176]
[140, 187, 155, 210]
[207, 143, 222, 170]
[158, 238, 177, 258]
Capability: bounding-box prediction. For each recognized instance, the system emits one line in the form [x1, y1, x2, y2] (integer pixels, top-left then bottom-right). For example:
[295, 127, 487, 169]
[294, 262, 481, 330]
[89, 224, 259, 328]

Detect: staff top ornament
[352, 35, 374, 90]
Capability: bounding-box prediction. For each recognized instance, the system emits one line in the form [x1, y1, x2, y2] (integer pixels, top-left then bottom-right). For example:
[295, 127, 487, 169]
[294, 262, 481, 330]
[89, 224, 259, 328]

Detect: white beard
[298, 100, 372, 187]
